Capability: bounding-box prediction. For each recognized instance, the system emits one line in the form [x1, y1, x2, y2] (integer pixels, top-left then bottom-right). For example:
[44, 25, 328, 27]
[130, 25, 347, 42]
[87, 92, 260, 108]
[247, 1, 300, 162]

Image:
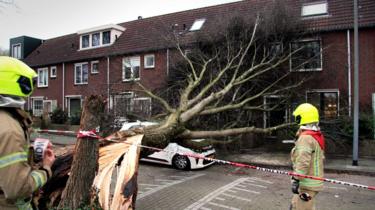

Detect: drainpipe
[107, 56, 110, 109]
[167, 48, 170, 76]
[62, 62, 65, 111]
[347, 30, 352, 117]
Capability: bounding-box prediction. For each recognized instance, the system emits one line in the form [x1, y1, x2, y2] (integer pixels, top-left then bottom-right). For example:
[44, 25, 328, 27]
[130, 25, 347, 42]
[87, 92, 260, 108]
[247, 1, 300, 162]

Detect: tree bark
[58, 95, 105, 209]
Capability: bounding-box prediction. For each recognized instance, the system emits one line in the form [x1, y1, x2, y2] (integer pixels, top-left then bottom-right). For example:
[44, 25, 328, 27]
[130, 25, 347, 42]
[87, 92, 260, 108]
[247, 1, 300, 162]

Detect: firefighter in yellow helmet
[290, 103, 325, 210]
[0, 56, 55, 210]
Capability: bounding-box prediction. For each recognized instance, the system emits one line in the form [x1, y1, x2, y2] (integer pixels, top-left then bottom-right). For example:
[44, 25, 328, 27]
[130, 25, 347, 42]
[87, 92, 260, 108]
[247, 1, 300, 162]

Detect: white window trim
[133, 97, 152, 116]
[31, 97, 44, 117]
[301, 1, 328, 18]
[112, 92, 135, 115]
[122, 56, 141, 82]
[289, 38, 323, 72]
[37, 67, 49, 87]
[65, 95, 82, 117]
[81, 34, 90, 49]
[263, 95, 289, 128]
[74, 62, 89, 85]
[50, 66, 57, 78]
[11, 43, 22, 59]
[91, 61, 99, 74]
[79, 30, 113, 50]
[144, 54, 155, 69]
[305, 89, 340, 117]
[91, 32, 101, 47]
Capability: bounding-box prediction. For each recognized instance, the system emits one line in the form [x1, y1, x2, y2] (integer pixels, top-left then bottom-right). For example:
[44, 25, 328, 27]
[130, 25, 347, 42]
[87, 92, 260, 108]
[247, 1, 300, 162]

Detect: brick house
[9, 0, 375, 127]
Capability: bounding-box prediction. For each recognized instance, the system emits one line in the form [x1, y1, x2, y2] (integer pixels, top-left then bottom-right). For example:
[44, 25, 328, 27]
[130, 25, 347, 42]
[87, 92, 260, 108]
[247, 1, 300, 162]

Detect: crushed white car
[121, 121, 216, 170]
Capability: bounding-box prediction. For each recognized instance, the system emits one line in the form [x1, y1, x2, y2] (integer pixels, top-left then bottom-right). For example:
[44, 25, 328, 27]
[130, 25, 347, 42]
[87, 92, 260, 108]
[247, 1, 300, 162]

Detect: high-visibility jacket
[291, 130, 325, 192]
[0, 108, 52, 210]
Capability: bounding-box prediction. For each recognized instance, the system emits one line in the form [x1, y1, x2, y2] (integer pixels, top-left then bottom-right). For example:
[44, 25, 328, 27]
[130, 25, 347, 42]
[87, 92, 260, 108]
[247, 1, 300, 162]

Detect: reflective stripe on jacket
[0, 108, 51, 210]
[291, 132, 325, 192]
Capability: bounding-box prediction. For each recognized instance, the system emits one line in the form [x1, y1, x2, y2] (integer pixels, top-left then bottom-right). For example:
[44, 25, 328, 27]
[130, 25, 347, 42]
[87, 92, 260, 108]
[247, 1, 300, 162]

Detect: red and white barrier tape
[36, 129, 375, 191]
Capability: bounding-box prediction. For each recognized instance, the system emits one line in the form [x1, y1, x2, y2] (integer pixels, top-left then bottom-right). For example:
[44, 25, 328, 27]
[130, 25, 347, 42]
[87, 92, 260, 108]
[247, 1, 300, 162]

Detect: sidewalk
[222, 151, 375, 176]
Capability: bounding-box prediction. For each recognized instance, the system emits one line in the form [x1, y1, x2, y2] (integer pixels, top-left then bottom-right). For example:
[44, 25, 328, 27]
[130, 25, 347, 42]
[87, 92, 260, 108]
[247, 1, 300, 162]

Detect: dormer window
[102, 31, 111, 45]
[82, 35, 89, 48]
[78, 24, 125, 50]
[92, 33, 100, 47]
[302, 2, 328, 17]
[190, 19, 206, 31]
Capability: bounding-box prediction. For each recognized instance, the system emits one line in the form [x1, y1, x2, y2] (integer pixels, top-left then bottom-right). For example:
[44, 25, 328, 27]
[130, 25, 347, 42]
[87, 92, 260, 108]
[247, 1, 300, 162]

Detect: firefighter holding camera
[0, 56, 55, 210]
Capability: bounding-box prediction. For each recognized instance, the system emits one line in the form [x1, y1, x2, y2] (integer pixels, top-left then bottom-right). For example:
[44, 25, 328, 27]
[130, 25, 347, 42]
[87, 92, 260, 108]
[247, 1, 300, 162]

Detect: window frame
[81, 35, 90, 49]
[301, 2, 328, 18]
[133, 97, 152, 117]
[122, 56, 141, 82]
[74, 62, 89, 85]
[263, 95, 290, 128]
[11, 43, 22, 59]
[102, 31, 111, 45]
[50, 66, 57, 78]
[37, 67, 49, 87]
[31, 97, 44, 117]
[190, 18, 206, 31]
[91, 61, 99, 74]
[306, 89, 340, 119]
[290, 38, 323, 72]
[92, 32, 101, 47]
[144, 54, 155, 69]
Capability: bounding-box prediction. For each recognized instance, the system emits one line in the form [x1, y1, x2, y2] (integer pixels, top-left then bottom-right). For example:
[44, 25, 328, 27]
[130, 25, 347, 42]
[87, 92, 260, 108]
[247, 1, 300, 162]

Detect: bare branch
[136, 82, 175, 113]
[179, 123, 295, 139]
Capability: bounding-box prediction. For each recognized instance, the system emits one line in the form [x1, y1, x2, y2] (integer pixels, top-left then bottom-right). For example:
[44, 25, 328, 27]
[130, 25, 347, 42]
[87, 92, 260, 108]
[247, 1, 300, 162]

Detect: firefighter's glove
[291, 177, 299, 194]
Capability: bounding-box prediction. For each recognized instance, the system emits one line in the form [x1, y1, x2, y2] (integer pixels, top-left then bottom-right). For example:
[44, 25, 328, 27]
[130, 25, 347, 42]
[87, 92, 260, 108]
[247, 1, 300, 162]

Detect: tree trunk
[58, 95, 106, 209]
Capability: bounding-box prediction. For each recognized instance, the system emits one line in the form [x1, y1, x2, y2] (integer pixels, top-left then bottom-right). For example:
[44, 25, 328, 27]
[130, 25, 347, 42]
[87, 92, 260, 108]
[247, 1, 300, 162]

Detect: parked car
[120, 121, 216, 170]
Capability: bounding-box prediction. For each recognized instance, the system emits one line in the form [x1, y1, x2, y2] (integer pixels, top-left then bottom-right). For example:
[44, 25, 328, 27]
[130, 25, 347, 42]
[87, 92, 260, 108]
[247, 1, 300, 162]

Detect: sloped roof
[24, 0, 375, 67]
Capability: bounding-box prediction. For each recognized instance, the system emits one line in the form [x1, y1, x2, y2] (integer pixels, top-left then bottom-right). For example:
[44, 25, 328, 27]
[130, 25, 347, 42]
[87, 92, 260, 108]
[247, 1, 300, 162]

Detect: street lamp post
[352, 0, 359, 166]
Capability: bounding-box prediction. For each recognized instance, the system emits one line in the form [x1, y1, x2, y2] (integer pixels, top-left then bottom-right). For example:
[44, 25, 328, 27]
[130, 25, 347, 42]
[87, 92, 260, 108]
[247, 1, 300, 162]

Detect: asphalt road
[137, 163, 375, 210]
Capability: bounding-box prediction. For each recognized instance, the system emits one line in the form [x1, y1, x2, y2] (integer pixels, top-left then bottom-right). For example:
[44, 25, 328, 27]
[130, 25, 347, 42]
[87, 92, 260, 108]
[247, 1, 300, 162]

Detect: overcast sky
[0, 0, 241, 50]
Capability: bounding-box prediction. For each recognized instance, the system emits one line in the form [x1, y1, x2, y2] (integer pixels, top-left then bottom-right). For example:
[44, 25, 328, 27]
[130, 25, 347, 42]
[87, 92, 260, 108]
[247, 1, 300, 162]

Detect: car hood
[177, 138, 214, 151]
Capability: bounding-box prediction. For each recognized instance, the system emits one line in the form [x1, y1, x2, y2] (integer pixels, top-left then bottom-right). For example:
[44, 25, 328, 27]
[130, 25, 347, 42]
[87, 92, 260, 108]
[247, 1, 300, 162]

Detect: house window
[306, 90, 339, 119]
[11, 43, 21, 59]
[133, 97, 152, 117]
[302, 2, 328, 17]
[263, 95, 289, 128]
[113, 92, 134, 117]
[92, 33, 100, 47]
[190, 18, 206, 31]
[144, 54, 155, 69]
[102, 31, 111, 45]
[122, 56, 140, 81]
[269, 42, 283, 58]
[50, 66, 57, 78]
[74, 63, 89, 84]
[81, 35, 90, 48]
[37, 68, 48, 87]
[32, 98, 43, 117]
[91, 61, 99, 74]
[290, 39, 322, 71]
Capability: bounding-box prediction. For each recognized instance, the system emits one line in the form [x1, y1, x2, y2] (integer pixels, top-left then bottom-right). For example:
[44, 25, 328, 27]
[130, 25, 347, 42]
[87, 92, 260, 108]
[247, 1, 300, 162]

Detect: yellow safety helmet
[292, 103, 319, 125]
[0, 56, 37, 97]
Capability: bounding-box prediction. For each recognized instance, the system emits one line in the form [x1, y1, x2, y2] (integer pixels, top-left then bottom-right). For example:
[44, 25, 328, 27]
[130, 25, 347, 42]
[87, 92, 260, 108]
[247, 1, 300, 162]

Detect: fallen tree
[36, 3, 310, 208]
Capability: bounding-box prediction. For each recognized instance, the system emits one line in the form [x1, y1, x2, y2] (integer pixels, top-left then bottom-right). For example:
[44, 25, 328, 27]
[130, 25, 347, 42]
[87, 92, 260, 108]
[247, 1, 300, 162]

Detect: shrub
[50, 108, 68, 124]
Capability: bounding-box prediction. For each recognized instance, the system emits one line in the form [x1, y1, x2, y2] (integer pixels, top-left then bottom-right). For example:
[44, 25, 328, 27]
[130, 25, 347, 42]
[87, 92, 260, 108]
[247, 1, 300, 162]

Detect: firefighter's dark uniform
[0, 108, 52, 210]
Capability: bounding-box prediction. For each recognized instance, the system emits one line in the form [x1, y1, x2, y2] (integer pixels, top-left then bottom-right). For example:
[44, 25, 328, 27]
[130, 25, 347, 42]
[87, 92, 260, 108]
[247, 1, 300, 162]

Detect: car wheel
[172, 154, 190, 170]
